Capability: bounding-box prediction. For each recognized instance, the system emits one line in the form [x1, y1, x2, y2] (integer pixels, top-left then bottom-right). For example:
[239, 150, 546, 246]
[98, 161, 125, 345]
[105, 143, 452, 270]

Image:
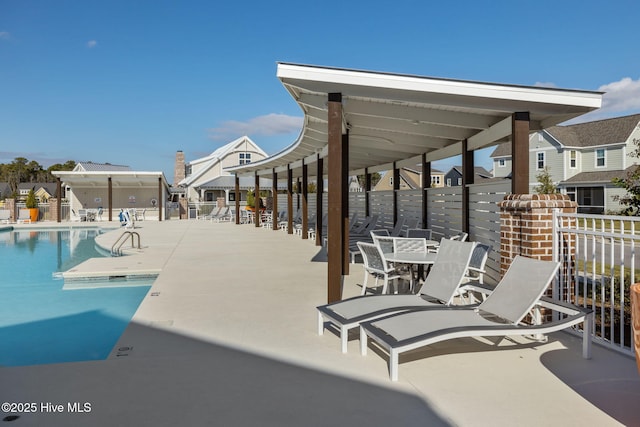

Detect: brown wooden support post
[235, 175, 240, 224]
[302, 160, 308, 239]
[342, 131, 350, 275]
[462, 139, 474, 234]
[158, 177, 163, 221]
[287, 166, 293, 234]
[254, 173, 260, 227]
[364, 168, 371, 218]
[56, 178, 62, 222]
[272, 169, 278, 230]
[512, 112, 530, 194]
[316, 155, 324, 246]
[328, 92, 345, 303]
[393, 162, 400, 226]
[108, 177, 113, 221]
[421, 154, 430, 229]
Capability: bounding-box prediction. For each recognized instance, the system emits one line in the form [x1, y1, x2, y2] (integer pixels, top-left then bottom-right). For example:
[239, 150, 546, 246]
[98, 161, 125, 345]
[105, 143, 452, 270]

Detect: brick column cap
[498, 193, 577, 211]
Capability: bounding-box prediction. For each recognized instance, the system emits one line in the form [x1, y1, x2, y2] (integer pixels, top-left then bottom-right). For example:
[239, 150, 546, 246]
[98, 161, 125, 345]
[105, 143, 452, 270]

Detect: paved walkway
[1, 220, 639, 426]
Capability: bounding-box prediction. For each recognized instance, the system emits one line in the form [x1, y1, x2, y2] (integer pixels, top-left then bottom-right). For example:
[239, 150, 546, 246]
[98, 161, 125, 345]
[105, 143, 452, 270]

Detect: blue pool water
[0, 228, 151, 366]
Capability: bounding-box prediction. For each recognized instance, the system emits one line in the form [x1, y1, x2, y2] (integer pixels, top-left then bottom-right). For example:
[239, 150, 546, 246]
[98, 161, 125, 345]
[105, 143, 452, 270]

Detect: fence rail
[553, 211, 637, 356]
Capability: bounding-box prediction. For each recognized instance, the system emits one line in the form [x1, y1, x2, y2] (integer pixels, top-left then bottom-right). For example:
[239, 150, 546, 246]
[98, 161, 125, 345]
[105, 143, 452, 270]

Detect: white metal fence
[553, 211, 637, 356]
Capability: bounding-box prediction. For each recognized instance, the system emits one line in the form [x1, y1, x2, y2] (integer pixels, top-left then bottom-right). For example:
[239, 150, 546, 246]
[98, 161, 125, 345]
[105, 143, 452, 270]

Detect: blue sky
[2, 0, 640, 182]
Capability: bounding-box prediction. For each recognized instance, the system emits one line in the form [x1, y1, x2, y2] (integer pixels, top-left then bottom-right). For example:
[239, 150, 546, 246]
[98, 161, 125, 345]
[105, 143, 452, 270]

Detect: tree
[613, 137, 640, 215]
[25, 189, 38, 208]
[534, 166, 557, 194]
[357, 172, 381, 189]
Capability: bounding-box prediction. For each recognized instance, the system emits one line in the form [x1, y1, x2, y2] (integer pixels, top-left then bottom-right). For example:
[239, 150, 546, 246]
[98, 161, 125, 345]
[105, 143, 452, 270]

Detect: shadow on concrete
[310, 246, 327, 262]
[1, 317, 452, 427]
[540, 338, 640, 427]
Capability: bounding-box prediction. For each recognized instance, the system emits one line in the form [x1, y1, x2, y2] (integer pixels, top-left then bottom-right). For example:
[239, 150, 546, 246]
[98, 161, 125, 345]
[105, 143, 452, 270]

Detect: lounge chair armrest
[536, 296, 594, 317]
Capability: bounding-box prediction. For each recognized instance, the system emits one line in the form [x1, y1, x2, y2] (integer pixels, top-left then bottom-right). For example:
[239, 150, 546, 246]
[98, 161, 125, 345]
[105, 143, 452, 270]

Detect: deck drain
[150, 292, 160, 296]
[3, 416, 20, 422]
[116, 346, 133, 357]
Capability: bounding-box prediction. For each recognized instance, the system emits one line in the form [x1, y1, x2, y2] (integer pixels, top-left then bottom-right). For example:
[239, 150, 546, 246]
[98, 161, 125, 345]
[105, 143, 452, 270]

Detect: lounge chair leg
[390, 350, 399, 381]
[359, 326, 367, 356]
[317, 312, 324, 336]
[341, 326, 349, 353]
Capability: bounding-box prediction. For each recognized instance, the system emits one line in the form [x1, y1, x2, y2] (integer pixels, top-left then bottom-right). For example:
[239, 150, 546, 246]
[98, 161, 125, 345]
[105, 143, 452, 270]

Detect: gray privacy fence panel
[369, 191, 394, 229]
[348, 192, 367, 225]
[397, 189, 423, 228]
[427, 187, 462, 240]
[469, 180, 510, 285]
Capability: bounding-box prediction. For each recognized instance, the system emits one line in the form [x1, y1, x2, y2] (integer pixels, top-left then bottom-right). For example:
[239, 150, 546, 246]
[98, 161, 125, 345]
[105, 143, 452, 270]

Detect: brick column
[179, 198, 188, 219]
[498, 194, 577, 276]
[6, 198, 15, 222]
[49, 198, 58, 222]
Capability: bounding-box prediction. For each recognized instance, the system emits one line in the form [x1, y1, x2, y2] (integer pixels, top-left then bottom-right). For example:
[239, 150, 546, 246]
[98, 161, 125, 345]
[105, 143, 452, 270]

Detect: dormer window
[239, 153, 252, 165]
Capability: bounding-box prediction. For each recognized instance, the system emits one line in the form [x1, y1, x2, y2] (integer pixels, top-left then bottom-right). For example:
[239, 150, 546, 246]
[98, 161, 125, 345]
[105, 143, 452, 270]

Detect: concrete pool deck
[1, 220, 639, 426]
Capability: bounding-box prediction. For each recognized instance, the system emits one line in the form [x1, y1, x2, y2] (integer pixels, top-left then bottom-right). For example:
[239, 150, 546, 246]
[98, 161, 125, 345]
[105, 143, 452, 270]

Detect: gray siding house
[490, 113, 640, 214]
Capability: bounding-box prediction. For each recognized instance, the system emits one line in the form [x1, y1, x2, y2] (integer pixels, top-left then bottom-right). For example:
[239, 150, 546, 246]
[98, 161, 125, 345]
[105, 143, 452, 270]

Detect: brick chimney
[174, 150, 185, 186]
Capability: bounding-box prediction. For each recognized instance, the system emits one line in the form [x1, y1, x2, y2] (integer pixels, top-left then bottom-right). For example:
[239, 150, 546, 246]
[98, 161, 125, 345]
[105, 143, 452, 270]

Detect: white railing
[553, 211, 637, 356]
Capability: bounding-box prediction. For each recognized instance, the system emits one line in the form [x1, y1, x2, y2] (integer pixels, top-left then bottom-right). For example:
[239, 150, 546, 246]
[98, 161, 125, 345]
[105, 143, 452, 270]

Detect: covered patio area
[228, 63, 602, 303]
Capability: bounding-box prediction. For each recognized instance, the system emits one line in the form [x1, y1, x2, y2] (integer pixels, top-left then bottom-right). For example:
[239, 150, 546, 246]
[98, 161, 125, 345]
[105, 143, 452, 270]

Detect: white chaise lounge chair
[317, 239, 477, 353]
[0, 210, 11, 224]
[359, 255, 593, 381]
[17, 209, 32, 224]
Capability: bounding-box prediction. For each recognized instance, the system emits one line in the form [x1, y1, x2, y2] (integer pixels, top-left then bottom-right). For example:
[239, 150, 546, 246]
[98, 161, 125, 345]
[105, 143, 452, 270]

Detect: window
[457, 178, 462, 186]
[431, 176, 440, 186]
[596, 149, 605, 167]
[537, 152, 545, 170]
[389, 176, 393, 186]
[446, 178, 451, 187]
[570, 150, 577, 168]
[239, 153, 252, 165]
[498, 158, 506, 167]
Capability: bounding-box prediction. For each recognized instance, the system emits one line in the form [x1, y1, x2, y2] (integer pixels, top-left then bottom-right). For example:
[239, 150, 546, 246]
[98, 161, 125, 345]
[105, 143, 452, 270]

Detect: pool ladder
[111, 231, 142, 256]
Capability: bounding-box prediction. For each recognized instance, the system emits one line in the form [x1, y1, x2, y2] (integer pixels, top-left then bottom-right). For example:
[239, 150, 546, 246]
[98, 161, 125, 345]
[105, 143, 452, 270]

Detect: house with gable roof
[490, 113, 640, 213]
[373, 167, 445, 191]
[178, 136, 268, 202]
[444, 166, 492, 187]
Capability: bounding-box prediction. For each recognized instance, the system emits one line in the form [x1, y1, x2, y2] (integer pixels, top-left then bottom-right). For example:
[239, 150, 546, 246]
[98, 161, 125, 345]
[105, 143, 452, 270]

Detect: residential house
[444, 166, 492, 187]
[178, 136, 268, 203]
[0, 182, 11, 200]
[373, 167, 444, 191]
[34, 183, 57, 203]
[490, 113, 640, 213]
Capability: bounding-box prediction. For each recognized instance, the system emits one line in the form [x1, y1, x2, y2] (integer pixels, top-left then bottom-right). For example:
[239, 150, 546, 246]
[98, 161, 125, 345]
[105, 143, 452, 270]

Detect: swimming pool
[0, 227, 152, 366]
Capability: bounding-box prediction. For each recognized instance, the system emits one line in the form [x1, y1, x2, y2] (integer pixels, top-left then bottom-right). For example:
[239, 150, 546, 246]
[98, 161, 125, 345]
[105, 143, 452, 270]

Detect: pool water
[0, 228, 151, 366]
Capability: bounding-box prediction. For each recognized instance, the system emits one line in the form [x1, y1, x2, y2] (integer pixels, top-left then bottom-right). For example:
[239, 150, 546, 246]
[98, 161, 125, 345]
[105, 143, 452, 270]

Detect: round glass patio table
[383, 251, 438, 293]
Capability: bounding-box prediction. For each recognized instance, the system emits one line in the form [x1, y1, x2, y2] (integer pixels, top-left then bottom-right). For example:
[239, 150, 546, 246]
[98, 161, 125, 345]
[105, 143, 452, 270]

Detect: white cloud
[0, 31, 10, 40]
[598, 77, 640, 113]
[208, 113, 303, 141]
[86, 40, 97, 48]
[562, 76, 640, 124]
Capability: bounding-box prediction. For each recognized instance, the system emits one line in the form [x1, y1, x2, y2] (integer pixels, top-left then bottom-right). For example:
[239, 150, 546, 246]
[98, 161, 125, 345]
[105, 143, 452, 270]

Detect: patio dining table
[383, 250, 438, 293]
